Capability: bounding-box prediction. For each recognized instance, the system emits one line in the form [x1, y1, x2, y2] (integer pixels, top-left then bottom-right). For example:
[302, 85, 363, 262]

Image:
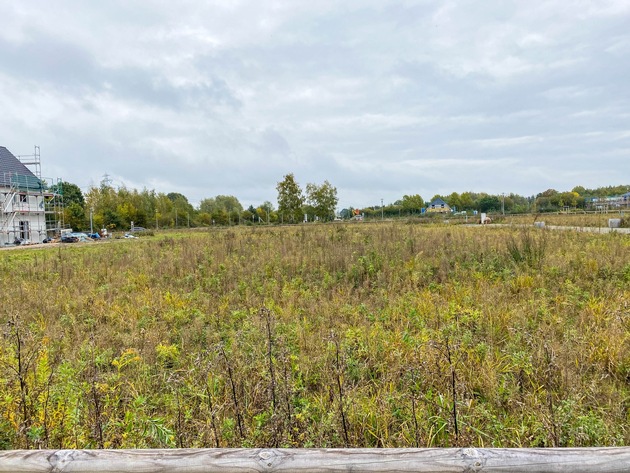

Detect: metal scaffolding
[0, 147, 64, 245]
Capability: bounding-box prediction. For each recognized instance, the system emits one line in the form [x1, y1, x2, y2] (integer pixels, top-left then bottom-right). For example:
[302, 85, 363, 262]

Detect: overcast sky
[1, 1, 628, 209]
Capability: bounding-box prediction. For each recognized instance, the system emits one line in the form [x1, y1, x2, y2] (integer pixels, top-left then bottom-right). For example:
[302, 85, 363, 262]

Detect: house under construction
[0, 146, 64, 245]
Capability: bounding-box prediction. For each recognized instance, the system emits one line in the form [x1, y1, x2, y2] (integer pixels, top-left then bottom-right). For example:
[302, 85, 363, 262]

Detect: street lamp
[381, 198, 384, 221]
[502, 193, 505, 215]
[90, 207, 94, 234]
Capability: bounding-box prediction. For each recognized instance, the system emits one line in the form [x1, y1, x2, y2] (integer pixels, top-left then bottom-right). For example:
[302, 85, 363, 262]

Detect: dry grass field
[0, 222, 628, 449]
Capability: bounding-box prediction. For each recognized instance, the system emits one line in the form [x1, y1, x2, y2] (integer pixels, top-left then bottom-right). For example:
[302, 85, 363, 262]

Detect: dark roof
[430, 197, 449, 207]
[0, 146, 42, 190]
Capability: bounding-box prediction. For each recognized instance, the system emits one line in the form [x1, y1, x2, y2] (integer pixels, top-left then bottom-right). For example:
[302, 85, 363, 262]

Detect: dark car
[60, 235, 79, 243]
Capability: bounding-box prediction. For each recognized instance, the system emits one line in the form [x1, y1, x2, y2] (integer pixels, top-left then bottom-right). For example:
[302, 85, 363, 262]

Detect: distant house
[590, 192, 630, 210]
[426, 197, 451, 213]
[0, 146, 48, 244]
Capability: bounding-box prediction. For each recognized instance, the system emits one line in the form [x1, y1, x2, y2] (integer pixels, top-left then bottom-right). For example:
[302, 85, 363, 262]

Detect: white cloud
[470, 136, 544, 148]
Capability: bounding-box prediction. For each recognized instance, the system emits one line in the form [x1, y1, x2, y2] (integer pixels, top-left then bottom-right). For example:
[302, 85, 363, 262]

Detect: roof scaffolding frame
[0, 146, 64, 245]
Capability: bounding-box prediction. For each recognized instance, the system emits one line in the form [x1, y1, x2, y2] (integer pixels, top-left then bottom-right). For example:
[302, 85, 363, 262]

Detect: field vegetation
[0, 223, 629, 449]
[393, 210, 629, 228]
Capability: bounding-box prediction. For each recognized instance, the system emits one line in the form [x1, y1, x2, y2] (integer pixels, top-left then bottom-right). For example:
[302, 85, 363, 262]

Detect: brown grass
[0, 222, 628, 448]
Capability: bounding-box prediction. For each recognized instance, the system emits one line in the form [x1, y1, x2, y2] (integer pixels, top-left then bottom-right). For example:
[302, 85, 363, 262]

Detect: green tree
[198, 212, 212, 226]
[258, 201, 275, 223]
[445, 192, 462, 211]
[535, 189, 560, 212]
[199, 195, 243, 214]
[572, 186, 586, 196]
[305, 180, 338, 221]
[478, 195, 501, 212]
[199, 195, 243, 225]
[166, 192, 187, 204]
[276, 173, 304, 223]
[116, 201, 139, 229]
[155, 193, 174, 227]
[55, 181, 85, 208]
[84, 183, 120, 230]
[459, 192, 476, 211]
[64, 202, 86, 231]
[131, 188, 158, 227]
[167, 193, 194, 227]
[506, 193, 531, 213]
[400, 194, 424, 215]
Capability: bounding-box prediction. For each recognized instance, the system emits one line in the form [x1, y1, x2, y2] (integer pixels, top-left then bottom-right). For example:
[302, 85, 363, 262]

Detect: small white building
[0, 146, 52, 245]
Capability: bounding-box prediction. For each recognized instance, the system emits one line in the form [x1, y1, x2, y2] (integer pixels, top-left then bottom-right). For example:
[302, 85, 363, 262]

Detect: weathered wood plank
[0, 448, 629, 473]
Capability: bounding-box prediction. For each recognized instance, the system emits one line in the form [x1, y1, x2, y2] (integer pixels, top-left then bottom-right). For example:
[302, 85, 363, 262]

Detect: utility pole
[155, 209, 158, 230]
[90, 208, 94, 234]
[381, 198, 384, 221]
[502, 193, 505, 215]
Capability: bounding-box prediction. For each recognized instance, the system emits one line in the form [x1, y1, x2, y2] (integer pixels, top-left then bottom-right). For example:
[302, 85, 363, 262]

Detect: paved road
[473, 223, 630, 234]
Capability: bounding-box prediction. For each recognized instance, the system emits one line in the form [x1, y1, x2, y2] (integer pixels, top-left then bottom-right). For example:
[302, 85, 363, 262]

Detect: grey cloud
[1, 1, 628, 208]
[0, 34, 98, 89]
[259, 129, 291, 156]
[0, 30, 241, 111]
[105, 68, 241, 110]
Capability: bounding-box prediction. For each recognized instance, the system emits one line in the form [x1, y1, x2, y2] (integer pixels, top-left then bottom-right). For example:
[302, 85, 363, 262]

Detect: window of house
[19, 194, 27, 203]
[19, 221, 29, 240]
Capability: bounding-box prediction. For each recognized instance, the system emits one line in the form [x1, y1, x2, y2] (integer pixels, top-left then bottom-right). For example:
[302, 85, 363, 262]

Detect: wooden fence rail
[1, 448, 630, 473]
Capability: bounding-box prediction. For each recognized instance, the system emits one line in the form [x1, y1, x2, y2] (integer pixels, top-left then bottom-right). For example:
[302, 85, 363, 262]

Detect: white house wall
[0, 187, 47, 245]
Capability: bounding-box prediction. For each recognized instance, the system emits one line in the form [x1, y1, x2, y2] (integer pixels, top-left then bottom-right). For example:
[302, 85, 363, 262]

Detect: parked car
[68, 232, 92, 242]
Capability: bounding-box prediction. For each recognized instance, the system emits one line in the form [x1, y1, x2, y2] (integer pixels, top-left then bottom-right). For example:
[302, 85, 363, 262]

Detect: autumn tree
[306, 180, 338, 221]
[276, 174, 304, 223]
[256, 201, 275, 223]
[84, 182, 120, 230]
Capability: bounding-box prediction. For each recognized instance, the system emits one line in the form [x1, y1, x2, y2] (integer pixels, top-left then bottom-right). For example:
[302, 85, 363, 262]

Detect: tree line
[343, 185, 629, 219]
[53, 177, 628, 232]
[55, 174, 340, 232]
